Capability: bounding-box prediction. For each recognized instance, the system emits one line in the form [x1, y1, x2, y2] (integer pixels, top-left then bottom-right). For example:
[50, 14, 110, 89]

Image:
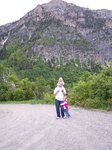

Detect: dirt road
[0, 104, 112, 150]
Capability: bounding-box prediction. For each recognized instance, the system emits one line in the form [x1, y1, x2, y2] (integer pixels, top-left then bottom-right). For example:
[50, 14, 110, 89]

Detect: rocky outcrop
[0, 0, 112, 65]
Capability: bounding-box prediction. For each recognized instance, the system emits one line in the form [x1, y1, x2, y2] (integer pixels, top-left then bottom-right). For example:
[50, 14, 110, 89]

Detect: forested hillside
[0, 56, 112, 110]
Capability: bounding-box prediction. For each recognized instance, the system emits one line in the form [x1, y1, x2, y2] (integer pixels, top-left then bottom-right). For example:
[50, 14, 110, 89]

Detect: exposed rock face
[0, 0, 112, 65]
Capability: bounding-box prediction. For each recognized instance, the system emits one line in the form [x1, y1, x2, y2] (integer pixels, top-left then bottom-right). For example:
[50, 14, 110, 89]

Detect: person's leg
[67, 109, 71, 117]
[55, 100, 60, 117]
[64, 109, 67, 117]
[60, 102, 64, 118]
[65, 109, 70, 117]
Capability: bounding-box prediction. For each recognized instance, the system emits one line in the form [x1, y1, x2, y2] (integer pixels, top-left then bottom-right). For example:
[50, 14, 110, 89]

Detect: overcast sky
[0, 0, 112, 26]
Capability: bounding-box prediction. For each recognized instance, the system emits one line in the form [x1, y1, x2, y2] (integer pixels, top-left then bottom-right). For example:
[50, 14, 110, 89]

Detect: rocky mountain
[0, 0, 112, 66]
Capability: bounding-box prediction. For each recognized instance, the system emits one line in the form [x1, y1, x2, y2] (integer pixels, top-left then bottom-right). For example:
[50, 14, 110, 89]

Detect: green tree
[19, 78, 34, 100]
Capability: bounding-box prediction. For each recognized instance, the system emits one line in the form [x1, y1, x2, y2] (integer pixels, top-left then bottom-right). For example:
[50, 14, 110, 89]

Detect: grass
[0, 99, 112, 111]
[0, 99, 54, 105]
[74, 99, 112, 111]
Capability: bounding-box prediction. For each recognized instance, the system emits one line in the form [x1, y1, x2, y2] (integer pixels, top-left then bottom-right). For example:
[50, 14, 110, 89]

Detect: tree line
[0, 60, 112, 110]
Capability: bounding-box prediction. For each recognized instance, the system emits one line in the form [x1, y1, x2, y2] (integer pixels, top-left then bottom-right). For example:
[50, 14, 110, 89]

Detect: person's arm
[61, 87, 66, 95]
[60, 101, 67, 106]
[54, 87, 59, 96]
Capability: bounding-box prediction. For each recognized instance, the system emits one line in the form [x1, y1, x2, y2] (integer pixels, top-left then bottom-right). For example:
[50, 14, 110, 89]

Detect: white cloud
[0, 0, 50, 25]
[67, 0, 112, 10]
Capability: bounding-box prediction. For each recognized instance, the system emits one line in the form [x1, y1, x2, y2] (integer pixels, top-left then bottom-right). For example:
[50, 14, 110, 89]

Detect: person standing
[54, 77, 66, 119]
[60, 95, 71, 118]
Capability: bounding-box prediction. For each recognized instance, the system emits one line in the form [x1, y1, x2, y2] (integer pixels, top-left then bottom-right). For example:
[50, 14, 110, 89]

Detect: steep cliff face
[0, 0, 112, 65]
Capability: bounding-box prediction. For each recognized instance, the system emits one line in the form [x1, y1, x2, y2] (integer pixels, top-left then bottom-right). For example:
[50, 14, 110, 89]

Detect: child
[60, 95, 70, 118]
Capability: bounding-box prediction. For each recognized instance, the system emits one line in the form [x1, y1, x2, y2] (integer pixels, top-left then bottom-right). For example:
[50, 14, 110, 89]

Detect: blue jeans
[55, 99, 64, 118]
[64, 109, 70, 117]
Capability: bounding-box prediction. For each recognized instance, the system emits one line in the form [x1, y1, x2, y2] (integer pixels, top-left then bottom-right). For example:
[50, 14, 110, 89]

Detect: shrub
[43, 92, 54, 104]
[13, 88, 25, 101]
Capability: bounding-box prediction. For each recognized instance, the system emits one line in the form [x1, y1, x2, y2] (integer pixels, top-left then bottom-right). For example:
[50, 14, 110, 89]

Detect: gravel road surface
[0, 104, 112, 150]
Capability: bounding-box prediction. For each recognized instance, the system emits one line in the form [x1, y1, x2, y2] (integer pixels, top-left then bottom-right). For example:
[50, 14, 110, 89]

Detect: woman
[53, 77, 66, 119]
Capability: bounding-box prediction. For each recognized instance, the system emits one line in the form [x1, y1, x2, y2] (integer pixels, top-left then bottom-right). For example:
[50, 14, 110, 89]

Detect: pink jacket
[61, 99, 68, 109]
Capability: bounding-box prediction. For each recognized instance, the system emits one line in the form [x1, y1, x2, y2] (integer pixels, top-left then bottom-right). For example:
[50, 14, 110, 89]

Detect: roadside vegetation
[0, 59, 112, 110]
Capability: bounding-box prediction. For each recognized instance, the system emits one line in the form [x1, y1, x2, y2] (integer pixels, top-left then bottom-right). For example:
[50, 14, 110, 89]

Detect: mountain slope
[0, 0, 112, 65]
